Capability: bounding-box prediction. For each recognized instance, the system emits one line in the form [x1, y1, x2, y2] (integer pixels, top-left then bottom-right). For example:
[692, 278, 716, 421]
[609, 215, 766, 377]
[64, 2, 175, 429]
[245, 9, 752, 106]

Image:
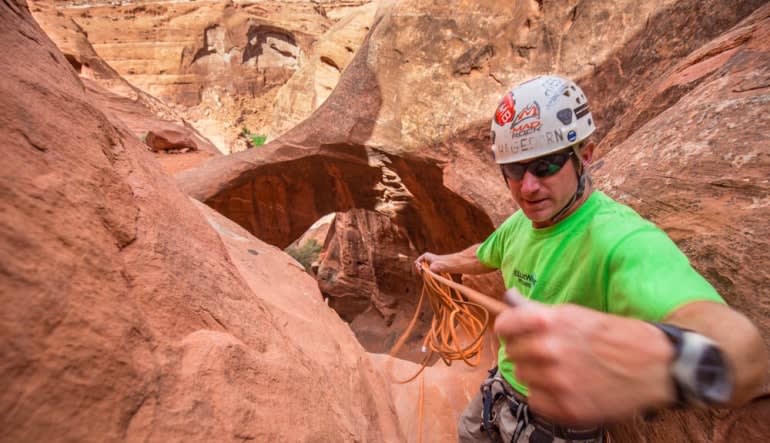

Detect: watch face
[696, 345, 732, 403]
[669, 329, 734, 405]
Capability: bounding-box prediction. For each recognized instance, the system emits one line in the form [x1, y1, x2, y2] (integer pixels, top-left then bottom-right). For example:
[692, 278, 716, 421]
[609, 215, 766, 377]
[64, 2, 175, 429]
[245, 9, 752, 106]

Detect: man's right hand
[413, 244, 494, 277]
[414, 252, 440, 274]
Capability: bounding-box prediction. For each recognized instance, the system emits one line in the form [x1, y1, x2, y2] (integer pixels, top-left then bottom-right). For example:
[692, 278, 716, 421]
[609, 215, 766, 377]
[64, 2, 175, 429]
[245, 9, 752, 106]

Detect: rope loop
[389, 263, 490, 383]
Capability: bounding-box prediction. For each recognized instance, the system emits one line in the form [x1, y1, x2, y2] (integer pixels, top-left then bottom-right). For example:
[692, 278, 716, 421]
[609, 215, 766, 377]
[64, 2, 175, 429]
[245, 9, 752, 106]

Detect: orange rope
[389, 263, 502, 383]
[417, 372, 424, 443]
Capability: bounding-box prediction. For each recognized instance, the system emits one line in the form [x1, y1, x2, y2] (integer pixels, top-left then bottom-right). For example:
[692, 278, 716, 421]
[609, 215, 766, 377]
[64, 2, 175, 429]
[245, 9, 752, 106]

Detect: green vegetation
[285, 239, 322, 272]
[241, 127, 267, 148]
[250, 134, 267, 146]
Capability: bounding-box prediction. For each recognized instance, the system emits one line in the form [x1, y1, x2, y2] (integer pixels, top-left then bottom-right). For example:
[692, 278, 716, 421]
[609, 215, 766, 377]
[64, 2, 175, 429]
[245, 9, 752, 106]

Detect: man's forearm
[664, 301, 769, 405]
[417, 243, 495, 275]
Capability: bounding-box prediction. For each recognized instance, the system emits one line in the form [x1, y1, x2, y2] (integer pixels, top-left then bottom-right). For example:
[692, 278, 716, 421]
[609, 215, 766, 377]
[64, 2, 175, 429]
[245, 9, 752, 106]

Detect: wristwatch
[653, 323, 734, 406]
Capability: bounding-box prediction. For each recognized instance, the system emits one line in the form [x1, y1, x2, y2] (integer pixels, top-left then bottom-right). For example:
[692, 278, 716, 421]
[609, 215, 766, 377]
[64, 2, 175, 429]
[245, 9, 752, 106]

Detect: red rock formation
[145, 128, 199, 152]
[29, 2, 222, 173]
[316, 209, 427, 361]
[593, 5, 770, 441]
[177, 1, 770, 440]
[269, 2, 378, 137]
[31, 0, 372, 152]
[371, 332, 500, 443]
[0, 3, 401, 441]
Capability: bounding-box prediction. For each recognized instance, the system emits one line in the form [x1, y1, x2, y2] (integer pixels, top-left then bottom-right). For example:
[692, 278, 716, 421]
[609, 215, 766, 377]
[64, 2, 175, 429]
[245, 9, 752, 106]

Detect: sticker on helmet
[574, 103, 590, 119]
[557, 108, 573, 125]
[495, 93, 516, 126]
[542, 77, 564, 97]
[510, 101, 541, 137]
[567, 130, 577, 142]
[543, 79, 567, 109]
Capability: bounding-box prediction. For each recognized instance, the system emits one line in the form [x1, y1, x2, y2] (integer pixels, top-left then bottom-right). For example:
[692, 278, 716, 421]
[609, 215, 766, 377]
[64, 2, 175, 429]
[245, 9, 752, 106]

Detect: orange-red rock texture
[1, 3, 401, 441]
[28, 1, 223, 173]
[29, 0, 374, 152]
[176, 0, 770, 440]
[4, 0, 770, 442]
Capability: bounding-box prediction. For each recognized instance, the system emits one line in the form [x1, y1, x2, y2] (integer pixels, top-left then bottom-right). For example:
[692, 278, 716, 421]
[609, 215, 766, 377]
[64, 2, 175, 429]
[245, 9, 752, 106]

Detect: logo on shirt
[513, 269, 537, 288]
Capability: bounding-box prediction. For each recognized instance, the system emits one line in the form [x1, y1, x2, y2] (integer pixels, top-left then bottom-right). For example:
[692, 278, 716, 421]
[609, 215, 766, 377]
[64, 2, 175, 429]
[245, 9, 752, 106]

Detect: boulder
[145, 128, 199, 152]
[0, 3, 401, 441]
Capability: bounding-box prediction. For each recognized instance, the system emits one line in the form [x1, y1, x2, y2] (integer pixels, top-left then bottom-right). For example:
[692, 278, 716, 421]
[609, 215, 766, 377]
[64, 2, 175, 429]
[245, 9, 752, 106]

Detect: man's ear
[580, 142, 595, 165]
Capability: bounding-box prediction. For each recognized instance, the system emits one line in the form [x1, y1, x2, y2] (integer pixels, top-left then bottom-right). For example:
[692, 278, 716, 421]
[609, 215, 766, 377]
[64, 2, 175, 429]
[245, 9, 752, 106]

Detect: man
[415, 75, 768, 443]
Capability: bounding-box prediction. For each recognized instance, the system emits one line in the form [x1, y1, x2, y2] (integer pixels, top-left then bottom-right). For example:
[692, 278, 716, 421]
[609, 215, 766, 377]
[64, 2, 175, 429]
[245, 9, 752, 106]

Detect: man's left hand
[494, 296, 675, 425]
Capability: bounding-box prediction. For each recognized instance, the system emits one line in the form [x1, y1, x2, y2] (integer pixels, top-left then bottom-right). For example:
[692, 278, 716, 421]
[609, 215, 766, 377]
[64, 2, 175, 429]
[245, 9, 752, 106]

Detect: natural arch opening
[204, 146, 496, 362]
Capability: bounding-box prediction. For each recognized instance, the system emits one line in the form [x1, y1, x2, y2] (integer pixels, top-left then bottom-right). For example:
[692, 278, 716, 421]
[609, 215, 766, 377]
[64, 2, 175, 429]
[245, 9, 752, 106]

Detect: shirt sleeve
[606, 227, 725, 321]
[476, 213, 518, 269]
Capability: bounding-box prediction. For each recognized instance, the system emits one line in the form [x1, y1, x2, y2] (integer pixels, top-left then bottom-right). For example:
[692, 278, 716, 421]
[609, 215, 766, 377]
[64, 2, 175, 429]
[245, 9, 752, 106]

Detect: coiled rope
[388, 262, 509, 384]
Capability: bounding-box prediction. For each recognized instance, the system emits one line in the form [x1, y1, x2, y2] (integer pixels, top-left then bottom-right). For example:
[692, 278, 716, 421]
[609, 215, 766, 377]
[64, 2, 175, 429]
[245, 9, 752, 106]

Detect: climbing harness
[480, 368, 605, 443]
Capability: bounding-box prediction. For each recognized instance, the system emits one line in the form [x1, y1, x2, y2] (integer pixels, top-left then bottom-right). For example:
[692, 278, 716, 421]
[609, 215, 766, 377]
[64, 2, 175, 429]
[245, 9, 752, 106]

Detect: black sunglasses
[500, 150, 574, 181]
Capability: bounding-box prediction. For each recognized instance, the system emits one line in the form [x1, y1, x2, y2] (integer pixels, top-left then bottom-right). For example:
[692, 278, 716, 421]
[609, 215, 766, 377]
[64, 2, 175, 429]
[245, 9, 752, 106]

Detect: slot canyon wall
[3, 0, 770, 442]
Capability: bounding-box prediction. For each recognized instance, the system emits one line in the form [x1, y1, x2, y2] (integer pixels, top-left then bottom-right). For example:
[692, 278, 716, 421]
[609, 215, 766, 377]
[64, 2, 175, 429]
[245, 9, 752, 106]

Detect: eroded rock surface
[177, 1, 769, 441]
[30, 0, 373, 152]
[594, 5, 770, 441]
[29, 2, 222, 173]
[316, 209, 427, 361]
[269, 2, 378, 137]
[0, 3, 401, 441]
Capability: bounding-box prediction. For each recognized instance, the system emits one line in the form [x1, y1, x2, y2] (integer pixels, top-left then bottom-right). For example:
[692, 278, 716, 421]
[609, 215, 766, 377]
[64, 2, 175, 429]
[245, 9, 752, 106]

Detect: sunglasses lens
[532, 156, 567, 177]
[501, 163, 526, 180]
[502, 151, 573, 180]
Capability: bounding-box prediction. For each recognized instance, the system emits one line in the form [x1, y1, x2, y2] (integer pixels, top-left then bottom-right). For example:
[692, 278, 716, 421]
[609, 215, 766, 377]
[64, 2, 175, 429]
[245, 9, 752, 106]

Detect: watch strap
[652, 323, 689, 406]
[652, 322, 733, 407]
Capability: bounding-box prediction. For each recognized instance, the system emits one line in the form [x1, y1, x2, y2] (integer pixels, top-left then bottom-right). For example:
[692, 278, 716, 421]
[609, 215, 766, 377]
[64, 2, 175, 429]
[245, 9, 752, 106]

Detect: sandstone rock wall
[0, 3, 402, 441]
[30, 0, 372, 152]
[29, 1, 222, 172]
[316, 209, 426, 362]
[593, 5, 770, 440]
[178, 1, 770, 441]
[269, 2, 378, 138]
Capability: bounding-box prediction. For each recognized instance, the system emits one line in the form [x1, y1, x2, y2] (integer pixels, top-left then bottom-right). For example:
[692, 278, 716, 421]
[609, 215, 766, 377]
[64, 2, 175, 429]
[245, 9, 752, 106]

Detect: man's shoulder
[498, 209, 528, 232]
[585, 192, 662, 245]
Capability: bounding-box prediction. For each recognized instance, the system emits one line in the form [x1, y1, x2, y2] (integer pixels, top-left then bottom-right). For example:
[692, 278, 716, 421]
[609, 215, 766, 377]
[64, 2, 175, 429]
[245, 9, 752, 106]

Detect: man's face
[504, 145, 592, 228]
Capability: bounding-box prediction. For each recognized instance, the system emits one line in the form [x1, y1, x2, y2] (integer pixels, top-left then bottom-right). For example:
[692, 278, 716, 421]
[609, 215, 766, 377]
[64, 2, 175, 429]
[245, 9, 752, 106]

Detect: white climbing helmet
[490, 75, 595, 164]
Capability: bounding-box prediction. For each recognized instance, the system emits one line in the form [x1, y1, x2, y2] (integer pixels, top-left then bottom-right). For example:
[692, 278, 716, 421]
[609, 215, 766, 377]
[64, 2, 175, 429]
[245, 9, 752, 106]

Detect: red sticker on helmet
[510, 101, 542, 137]
[495, 93, 515, 126]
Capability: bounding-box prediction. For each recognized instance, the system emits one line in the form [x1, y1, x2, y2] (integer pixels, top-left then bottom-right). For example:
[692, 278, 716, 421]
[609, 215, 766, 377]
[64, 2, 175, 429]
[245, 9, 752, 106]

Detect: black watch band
[653, 323, 689, 406]
[652, 322, 733, 407]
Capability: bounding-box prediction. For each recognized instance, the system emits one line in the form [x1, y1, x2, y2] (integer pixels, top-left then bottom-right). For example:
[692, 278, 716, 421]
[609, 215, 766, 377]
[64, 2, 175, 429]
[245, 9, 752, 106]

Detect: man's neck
[536, 182, 594, 228]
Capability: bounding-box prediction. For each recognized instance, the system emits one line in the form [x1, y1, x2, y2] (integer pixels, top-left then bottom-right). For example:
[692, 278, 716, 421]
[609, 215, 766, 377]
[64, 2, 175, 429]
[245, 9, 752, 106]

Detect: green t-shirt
[476, 191, 724, 395]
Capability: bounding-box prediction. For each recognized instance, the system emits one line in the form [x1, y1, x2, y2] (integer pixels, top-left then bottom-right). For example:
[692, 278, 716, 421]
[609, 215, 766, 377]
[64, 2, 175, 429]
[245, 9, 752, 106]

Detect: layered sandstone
[29, 2, 222, 173]
[0, 3, 401, 441]
[269, 2, 378, 137]
[30, 0, 373, 152]
[316, 209, 426, 361]
[177, 0, 770, 441]
[593, 5, 770, 441]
